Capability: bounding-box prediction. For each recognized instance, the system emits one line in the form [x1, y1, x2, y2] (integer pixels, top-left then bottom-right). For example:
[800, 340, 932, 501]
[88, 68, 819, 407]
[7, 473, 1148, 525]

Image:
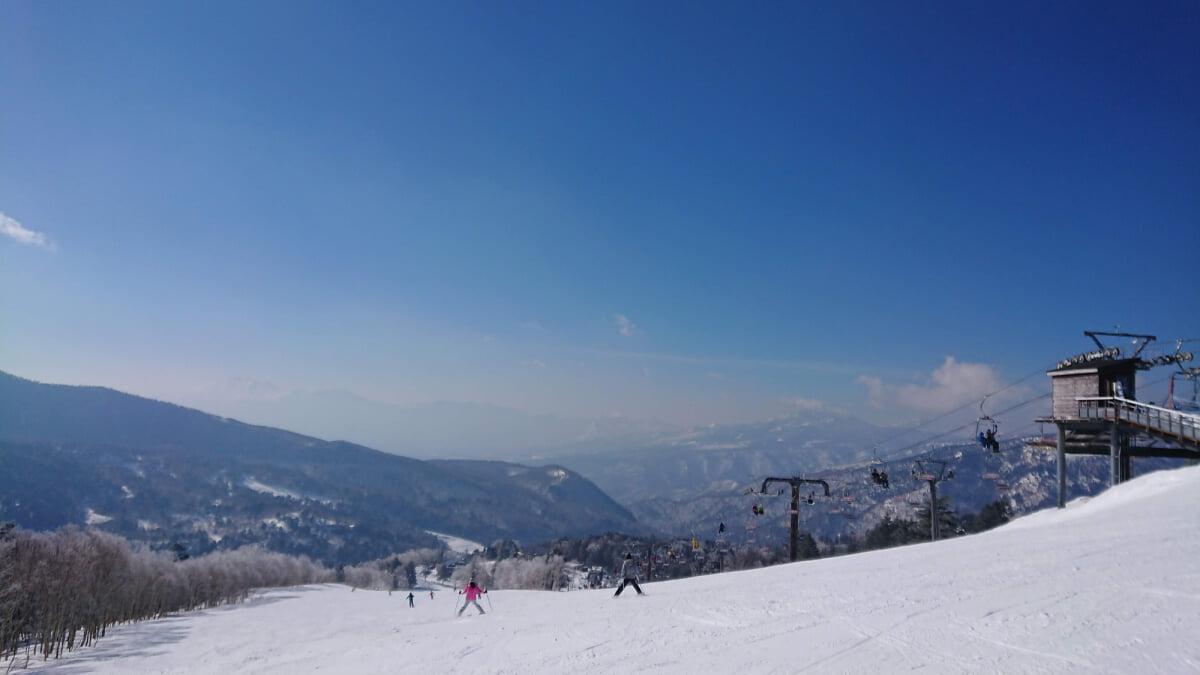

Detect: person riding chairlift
[985, 428, 999, 453]
[871, 467, 889, 489]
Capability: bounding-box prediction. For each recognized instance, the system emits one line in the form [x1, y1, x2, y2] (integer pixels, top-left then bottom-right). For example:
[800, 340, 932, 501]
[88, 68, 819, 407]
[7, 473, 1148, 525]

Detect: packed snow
[429, 531, 485, 555]
[19, 466, 1200, 674]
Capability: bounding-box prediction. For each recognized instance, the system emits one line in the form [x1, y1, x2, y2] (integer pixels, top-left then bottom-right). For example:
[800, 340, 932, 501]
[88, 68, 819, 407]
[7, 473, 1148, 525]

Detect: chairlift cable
[865, 362, 1056, 451]
[881, 371, 1178, 465]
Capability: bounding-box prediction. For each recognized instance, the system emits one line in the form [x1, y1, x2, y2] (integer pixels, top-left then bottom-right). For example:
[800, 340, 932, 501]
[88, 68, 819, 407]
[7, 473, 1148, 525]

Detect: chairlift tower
[910, 457, 953, 541]
[745, 477, 830, 562]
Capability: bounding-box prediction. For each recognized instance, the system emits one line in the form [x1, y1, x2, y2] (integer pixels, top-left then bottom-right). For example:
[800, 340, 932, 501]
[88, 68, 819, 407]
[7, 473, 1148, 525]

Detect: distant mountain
[616, 439, 1180, 542]
[531, 407, 889, 504]
[0, 371, 643, 564]
[530, 407, 1182, 542]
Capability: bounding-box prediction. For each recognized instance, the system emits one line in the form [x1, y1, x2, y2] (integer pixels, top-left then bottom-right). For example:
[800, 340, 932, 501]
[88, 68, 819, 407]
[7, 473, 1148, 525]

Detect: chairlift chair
[868, 448, 892, 489]
[976, 397, 1001, 453]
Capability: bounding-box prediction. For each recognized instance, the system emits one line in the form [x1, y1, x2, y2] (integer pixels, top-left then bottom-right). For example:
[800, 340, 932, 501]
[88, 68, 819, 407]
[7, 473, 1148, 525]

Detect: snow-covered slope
[22, 466, 1200, 674]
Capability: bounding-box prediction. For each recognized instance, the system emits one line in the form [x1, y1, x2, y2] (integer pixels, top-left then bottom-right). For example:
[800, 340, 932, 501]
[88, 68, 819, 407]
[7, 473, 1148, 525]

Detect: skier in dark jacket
[613, 554, 644, 597]
[406, 592, 415, 607]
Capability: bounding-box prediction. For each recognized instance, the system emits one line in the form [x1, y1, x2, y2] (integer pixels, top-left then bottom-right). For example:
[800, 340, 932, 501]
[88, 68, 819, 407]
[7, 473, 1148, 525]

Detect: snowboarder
[406, 592, 415, 607]
[458, 580, 487, 616]
[613, 553, 644, 597]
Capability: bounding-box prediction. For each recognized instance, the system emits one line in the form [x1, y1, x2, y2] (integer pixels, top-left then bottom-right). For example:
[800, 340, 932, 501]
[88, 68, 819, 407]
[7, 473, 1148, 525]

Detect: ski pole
[485, 592, 493, 613]
[453, 593, 461, 616]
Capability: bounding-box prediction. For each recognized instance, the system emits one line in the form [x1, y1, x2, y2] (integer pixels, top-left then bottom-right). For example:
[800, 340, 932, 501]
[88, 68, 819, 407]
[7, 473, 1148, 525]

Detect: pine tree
[915, 496, 959, 538]
[970, 499, 1012, 532]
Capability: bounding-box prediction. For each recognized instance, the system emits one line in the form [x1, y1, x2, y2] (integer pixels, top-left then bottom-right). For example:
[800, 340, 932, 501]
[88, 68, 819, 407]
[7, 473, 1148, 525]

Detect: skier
[406, 592, 415, 607]
[613, 553, 644, 597]
[429, 590, 434, 600]
[986, 428, 999, 453]
[458, 579, 487, 616]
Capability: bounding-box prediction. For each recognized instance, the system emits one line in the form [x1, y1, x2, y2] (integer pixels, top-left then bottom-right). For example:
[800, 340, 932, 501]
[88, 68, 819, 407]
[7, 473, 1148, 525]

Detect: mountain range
[2, 369, 1180, 562]
[0, 371, 642, 565]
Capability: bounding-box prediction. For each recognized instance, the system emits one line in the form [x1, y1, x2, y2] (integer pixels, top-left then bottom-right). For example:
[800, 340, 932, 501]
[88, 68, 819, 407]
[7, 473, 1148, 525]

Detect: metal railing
[1077, 397, 1200, 445]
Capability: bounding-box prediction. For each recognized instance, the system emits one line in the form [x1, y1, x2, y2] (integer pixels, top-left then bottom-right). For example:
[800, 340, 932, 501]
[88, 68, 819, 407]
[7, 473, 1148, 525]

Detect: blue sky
[2, 1, 1197, 439]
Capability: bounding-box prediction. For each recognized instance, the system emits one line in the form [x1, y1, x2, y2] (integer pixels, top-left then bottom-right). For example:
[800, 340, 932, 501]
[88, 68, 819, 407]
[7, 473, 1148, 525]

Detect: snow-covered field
[21, 466, 1200, 674]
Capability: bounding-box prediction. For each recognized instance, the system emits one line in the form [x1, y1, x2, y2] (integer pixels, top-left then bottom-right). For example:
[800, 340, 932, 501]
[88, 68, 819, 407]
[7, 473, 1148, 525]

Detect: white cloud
[857, 356, 1002, 412]
[0, 212, 54, 249]
[780, 396, 826, 411]
[614, 314, 639, 337]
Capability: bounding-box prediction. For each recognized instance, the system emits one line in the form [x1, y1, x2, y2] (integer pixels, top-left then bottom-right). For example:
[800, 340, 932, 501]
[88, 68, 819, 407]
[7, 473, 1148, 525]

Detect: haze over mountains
[1, 369, 1178, 562]
[178, 384, 676, 460]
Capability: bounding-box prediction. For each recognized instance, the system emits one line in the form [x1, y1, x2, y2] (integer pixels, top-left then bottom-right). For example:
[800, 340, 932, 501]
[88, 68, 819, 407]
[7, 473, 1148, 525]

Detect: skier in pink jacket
[458, 579, 487, 616]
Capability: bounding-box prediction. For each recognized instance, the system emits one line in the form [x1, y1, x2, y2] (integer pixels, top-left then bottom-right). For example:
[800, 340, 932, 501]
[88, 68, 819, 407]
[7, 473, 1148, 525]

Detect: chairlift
[976, 397, 1001, 453]
[995, 481, 1011, 491]
[868, 447, 891, 489]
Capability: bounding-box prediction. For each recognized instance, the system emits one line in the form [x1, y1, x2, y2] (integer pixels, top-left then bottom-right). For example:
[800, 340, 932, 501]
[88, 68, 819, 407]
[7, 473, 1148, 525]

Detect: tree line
[0, 523, 330, 664]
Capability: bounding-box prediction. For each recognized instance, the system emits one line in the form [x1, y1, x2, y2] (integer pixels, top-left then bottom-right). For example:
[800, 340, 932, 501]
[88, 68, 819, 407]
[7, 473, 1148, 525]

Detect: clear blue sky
[2, 1, 1197, 433]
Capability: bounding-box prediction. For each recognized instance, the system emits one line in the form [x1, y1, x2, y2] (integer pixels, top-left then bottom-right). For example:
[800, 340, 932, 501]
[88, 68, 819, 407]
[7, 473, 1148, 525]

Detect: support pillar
[928, 480, 940, 541]
[1056, 422, 1067, 508]
[1110, 421, 1121, 486]
[788, 486, 800, 562]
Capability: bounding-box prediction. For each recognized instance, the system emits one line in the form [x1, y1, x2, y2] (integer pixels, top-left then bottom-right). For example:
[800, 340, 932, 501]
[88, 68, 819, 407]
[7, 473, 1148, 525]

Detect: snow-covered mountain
[24, 464, 1200, 674]
[0, 371, 643, 563]
[627, 437, 1182, 543]
[533, 406, 889, 504]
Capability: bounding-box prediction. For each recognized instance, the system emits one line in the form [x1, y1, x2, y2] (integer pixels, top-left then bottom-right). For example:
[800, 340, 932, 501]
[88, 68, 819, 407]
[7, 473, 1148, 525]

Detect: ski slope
[21, 466, 1200, 674]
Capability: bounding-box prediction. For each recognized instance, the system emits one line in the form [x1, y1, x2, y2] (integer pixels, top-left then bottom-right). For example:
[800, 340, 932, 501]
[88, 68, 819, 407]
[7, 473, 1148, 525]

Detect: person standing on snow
[458, 579, 487, 615]
[613, 553, 644, 597]
[406, 592, 415, 607]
